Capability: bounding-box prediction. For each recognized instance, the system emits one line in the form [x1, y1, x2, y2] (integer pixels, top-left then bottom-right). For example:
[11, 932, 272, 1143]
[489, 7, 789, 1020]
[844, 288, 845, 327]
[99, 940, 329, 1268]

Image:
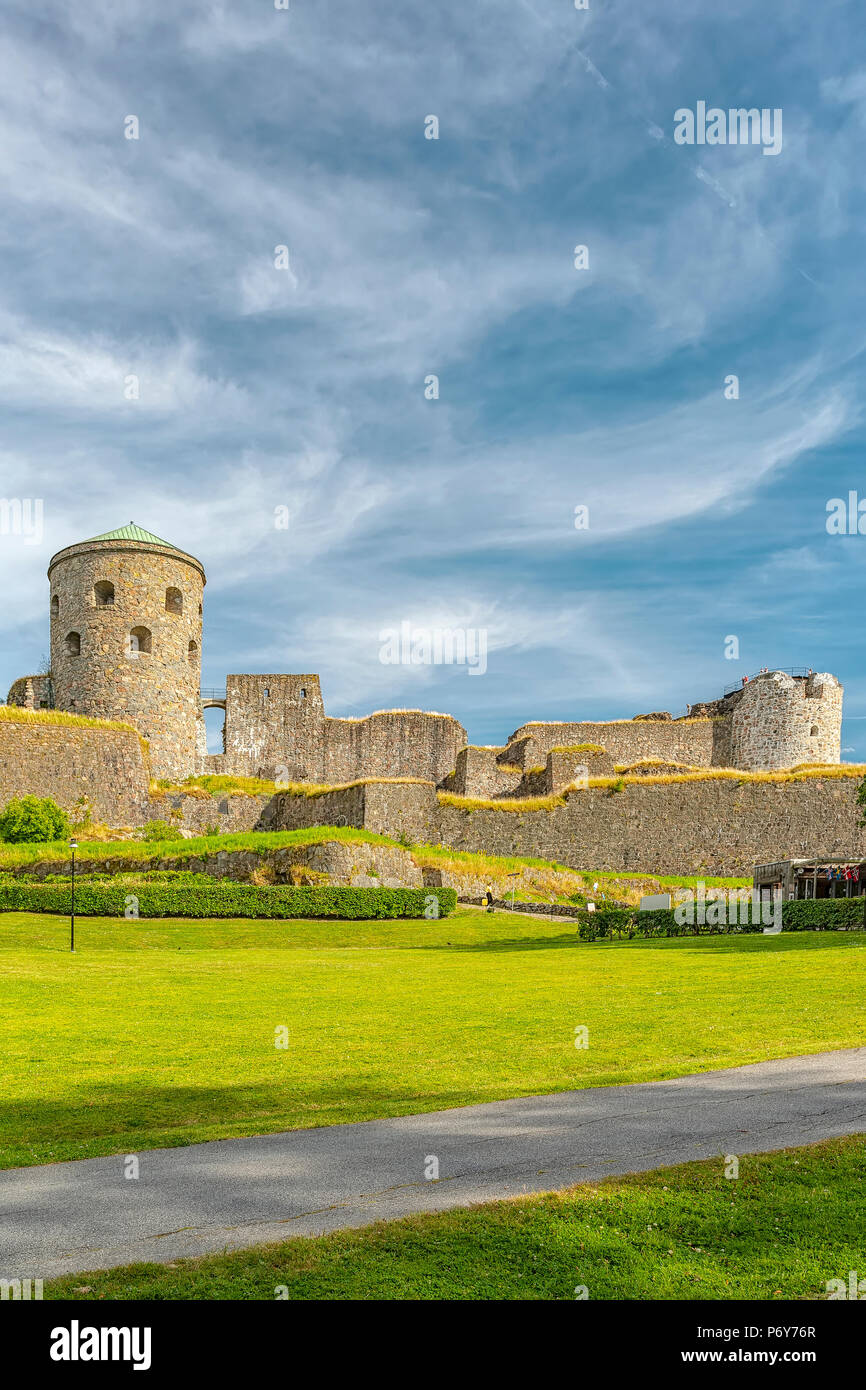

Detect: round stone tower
[48, 523, 205, 781]
[730, 670, 843, 772]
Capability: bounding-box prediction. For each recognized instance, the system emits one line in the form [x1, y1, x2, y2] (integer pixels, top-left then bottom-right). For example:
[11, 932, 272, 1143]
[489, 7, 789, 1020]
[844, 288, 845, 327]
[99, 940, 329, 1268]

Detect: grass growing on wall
[518, 717, 715, 727]
[413, 844, 748, 891]
[0, 706, 139, 735]
[0, 817, 755, 896]
[589, 765, 866, 788]
[613, 759, 703, 774]
[438, 763, 866, 809]
[1, 917, 863, 1169]
[152, 774, 435, 798]
[438, 790, 568, 812]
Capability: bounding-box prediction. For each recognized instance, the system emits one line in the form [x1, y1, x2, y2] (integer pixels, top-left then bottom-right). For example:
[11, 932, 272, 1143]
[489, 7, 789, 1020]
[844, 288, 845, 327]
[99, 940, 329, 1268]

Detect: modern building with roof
[753, 857, 866, 903]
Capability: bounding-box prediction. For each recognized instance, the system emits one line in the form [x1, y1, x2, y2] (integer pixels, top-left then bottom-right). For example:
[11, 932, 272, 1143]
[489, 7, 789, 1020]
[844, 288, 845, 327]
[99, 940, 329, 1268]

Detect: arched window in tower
[188, 640, 198, 664]
[810, 725, 819, 737]
[65, 631, 81, 656]
[50, 595, 59, 618]
[94, 580, 115, 608]
[165, 587, 183, 615]
[128, 626, 152, 657]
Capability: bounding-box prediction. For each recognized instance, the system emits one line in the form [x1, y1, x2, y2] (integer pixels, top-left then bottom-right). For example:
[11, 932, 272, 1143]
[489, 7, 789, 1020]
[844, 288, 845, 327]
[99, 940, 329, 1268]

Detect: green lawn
[2, 911, 864, 1169]
[45, 1135, 866, 1300]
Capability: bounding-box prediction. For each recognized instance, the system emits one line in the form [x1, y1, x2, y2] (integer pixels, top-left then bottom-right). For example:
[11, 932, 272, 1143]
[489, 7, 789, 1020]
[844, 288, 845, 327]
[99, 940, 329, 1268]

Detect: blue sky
[2, 0, 866, 755]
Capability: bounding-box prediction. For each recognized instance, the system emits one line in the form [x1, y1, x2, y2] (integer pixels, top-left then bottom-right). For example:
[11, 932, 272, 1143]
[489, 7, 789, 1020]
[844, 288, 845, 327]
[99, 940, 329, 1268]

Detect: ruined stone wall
[321, 711, 466, 785]
[545, 747, 614, 793]
[269, 783, 368, 832]
[48, 539, 204, 781]
[203, 770, 866, 878]
[223, 675, 325, 779]
[6, 675, 53, 710]
[10, 839, 423, 888]
[0, 717, 150, 824]
[730, 673, 843, 771]
[221, 681, 464, 786]
[146, 791, 275, 836]
[503, 719, 722, 770]
[269, 780, 440, 843]
[435, 776, 866, 877]
[443, 745, 523, 798]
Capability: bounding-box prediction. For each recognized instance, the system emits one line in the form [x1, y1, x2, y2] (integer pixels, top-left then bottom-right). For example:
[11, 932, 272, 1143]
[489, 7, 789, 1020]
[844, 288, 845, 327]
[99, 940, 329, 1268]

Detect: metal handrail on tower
[722, 667, 812, 698]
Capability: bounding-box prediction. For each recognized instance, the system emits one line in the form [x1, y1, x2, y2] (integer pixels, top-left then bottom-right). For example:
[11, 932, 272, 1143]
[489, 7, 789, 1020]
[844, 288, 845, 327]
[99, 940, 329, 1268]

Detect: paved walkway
[2, 1048, 864, 1279]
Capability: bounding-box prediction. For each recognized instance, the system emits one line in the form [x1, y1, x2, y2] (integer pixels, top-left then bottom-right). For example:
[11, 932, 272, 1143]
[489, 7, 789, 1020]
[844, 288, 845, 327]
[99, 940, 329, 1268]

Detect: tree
[0, 796, 69, 843]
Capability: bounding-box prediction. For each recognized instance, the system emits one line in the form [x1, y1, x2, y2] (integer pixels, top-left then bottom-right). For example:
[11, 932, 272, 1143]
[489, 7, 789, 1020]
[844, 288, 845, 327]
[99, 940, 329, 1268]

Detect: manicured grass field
[3, 911, 865, 1169]
[45, 1135, 866, 1300]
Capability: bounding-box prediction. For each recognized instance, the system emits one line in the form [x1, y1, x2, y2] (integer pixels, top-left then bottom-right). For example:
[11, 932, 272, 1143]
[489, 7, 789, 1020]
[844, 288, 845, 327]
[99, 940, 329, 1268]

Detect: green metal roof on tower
[82, 522, 183, 550]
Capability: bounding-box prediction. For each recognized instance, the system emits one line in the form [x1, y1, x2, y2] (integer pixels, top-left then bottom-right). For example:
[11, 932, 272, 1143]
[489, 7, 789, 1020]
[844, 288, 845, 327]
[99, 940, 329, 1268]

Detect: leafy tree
[0, 795, 69, 843]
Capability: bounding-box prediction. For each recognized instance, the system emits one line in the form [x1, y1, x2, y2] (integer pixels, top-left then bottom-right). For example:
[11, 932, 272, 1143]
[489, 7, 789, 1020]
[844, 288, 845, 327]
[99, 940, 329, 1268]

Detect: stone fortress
[5, 524, 845, 795]
[3, 524, 861, 877]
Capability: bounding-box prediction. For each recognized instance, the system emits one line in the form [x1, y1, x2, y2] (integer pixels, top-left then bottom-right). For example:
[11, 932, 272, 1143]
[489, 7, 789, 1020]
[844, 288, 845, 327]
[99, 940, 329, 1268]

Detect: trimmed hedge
[577, 897, 865, 941]
[0, 882, 457, 921]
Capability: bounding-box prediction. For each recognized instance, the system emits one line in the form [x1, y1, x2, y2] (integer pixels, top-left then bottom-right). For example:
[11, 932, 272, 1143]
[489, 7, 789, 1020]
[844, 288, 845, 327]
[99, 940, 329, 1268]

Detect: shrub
[575, 897, 864, 942]
[0, 796, 69, 844]
[138, 819, 179, 842]
[0, 881, 458, 920]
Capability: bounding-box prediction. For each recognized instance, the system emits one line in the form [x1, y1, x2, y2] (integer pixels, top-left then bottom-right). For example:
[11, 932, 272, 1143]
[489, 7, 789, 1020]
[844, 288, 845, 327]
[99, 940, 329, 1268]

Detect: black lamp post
[69, 840, 78, 952]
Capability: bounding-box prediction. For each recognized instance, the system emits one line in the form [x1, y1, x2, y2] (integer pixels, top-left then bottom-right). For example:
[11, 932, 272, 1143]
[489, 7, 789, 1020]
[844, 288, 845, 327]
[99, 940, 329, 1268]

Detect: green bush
[0, 796, 69, 844]
[0, 880, 457, 921]
[576, 897, 864, 942]
[778, 898, 866, 931]
[138, 819, 180, 842]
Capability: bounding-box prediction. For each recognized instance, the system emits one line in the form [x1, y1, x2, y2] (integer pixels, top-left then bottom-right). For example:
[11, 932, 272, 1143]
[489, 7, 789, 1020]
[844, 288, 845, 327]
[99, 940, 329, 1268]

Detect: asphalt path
[2, 1048, 864, 1279]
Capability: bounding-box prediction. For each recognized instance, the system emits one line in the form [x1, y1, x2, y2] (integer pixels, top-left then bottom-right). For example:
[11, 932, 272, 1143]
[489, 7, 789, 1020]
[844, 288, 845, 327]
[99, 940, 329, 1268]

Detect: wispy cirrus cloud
[1, 0, 864, 752]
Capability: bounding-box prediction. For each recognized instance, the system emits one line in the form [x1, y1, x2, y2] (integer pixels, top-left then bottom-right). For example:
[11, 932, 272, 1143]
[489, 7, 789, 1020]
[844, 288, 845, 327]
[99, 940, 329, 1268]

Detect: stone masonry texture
[0, 524, 849, 871]
[48, 537, 204, 781]
[0, 719, 150, 825]
[259, 775, 866, 877]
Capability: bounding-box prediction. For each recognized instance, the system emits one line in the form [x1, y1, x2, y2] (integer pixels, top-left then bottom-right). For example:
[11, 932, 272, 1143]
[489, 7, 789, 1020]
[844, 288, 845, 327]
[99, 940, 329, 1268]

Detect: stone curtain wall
[730, 673, 843, 771]
[503, 719, 721, 771]
[146, 791, 275, 836]
[255, 775, 866, 876]
[205, 672, 845, 786]
[223, 675, 326, 779]
[48, 540, 204, 781]
[359, 781, 441, 841]
[271, 783, 368, 832]
[269, 781, 440, 843]
[322, 711, 466, 786]
[436, 777, 866, 877]
[220, 679, 465, 786]
[0, 720, 150, 824]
